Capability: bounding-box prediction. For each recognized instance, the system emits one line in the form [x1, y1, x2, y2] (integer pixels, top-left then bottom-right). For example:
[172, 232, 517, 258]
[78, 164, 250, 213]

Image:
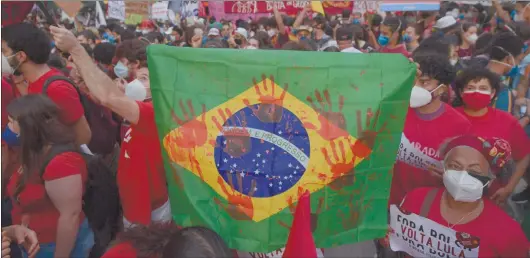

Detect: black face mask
[468, 173, 491, 196]
[235, 38, 242, 45]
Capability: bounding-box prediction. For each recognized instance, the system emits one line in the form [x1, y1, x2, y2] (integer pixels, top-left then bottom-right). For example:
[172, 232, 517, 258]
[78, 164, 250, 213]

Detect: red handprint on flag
[279, 188, 324, 233]
[320, 139, 358, 193]
[243, 74, 289, 123]
[212, 108, 252, 158]
[351, 108, 388, 159]
[170, 99, 207, 148]
[214, 174, 256, 220]
[303, 90, 348, 141]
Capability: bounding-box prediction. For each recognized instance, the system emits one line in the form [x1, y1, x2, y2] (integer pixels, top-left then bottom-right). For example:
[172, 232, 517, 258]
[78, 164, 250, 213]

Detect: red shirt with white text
[117, 101, 169, 225]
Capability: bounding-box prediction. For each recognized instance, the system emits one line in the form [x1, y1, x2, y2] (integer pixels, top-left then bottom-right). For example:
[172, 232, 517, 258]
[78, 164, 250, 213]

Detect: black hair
[78, 30, 98, 42]
[98, 25, 107, 36]
[144, 32, 165, 44]
[47, 53, 65, 70]
[417, 55, 456, 85]
[453, 67, 501, 107]
[323, 46, 340, 52]
[93, 43, 116, 65]
[462, 22, 476, 33]
[162, 227, 232, 258]
[505, 21, 530, 40]
[265, 17, 278, 29]
[382, 16, 405, 43]
[413, 34, 451, 59]
[372, 14, 383, 26]
[282, 41, 313, 51]
[172, 26, 184, 37]
[1, 23, 51, 64]
[473, 32, 494, 56]
[489, 32, 524, 61]
[342, 9, 351, 19]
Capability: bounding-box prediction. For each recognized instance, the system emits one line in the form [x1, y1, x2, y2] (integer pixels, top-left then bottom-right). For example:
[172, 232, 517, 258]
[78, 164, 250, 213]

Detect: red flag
[2, 1, 35, 27]
[282, 190, 317, 258]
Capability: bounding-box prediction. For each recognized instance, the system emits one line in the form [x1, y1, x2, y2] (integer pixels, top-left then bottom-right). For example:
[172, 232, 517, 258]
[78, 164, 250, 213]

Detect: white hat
[235, 27, 248, 39]
[208, 28, 220, 36]
[434, 16, 457, 29]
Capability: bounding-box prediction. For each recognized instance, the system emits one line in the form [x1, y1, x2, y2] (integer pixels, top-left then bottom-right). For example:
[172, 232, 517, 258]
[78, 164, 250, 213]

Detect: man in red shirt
[1, 23, 91, 145]
[50, 27, 170, 227]
[389, 54, 471, 205]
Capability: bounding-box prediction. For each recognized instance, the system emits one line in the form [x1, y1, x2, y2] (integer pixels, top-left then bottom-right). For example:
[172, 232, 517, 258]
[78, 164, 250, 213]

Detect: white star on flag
[240, 172, 245, 177]
[232, 163, 237, 168]
[288, 163, 293, 168]
[254, 169, 260, 175]
[223, 158, 228, 163]
[257, 153, 261, 158]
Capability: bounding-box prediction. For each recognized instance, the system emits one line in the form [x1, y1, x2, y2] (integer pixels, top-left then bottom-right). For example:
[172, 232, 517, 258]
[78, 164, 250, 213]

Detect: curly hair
[417, 55, 456, 85]
[453, 67, 501, 107]
[115, 39, 149, 68]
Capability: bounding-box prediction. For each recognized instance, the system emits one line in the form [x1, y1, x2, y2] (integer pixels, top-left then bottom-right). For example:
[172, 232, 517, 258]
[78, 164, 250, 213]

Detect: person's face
[296, 30, 311, 41]
[222, 25, 231, 37]
[119, 57, 140, 78]
[248, 38, 259, 48]
[171, 31, 181, 41]
[1, 40, 26, 73]
[405, 26, 418, 42]
[464, 26, 477, 39]
[135, 67, 151, 98]
[77, 35, 88, 45]
[463, 78, 495, 97]
[7, 117, 20, 135]
[338, 40, 352, 51]
[416, 75, 444, 97]
[380, 24, 397, 44]
[444, 146, 490, 178]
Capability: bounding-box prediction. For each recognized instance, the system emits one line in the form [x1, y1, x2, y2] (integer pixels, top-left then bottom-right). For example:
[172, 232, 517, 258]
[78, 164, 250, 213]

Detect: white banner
[107, 1, 126, 21]
[389, 205, 480, 258]
[238, 247, 324, 258]
[180, 0, 199, 18]
[396, 133, 442, 171]
[353, 0, 379, 13]
[152, 1, 169, 20]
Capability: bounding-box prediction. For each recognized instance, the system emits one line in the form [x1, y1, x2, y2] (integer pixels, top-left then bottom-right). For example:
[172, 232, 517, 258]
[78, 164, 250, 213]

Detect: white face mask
[409, 84, 443, 108]
[450, 59, 458, 66]
[466, 33, 478, 43]
[170, 35, 176, 41]
[142, 29, 150, 35]
[268, 29, 277, 38]
[443, 169, 490, 202]
[1, 54, 13, 74]
[125, 79, 147, 101]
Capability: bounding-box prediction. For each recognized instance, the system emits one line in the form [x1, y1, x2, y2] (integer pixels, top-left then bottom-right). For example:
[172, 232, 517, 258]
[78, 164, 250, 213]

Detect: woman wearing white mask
[454, 68, 530, 206]
[457, 22, 478, 58]
[389, 55, 471, 206]
[398, 135, 528, 257]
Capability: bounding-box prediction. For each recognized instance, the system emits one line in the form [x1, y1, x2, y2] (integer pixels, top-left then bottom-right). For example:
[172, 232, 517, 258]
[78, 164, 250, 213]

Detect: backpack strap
[41, 75, 90, 122]
[420, 188, 439, 217]
[39, 144, 79, 177]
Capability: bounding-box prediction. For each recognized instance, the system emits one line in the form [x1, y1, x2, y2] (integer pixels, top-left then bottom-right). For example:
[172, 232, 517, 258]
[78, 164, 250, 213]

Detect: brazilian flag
[147, 46, 415, 252]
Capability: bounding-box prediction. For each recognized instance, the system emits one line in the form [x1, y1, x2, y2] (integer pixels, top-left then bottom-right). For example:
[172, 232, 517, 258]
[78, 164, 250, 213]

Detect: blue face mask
[50, 41, 56, 49]
[352, 19, 360, 24]
[300, 36, 307, 41]
[403, 34, 412, 43]
[2, 126, 20, 147]
[523, 43, 529, 53]
[459, 14, 465, 20]
[114, 61, 129, 79]
[508, 65, 520, 77]
[378, 35, 390, 46]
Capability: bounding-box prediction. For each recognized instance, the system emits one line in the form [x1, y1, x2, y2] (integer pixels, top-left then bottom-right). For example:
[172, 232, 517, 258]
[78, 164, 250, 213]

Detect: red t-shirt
[117, 101, 168, 225]
[101, 242, 138, 258]
[457, 46, 473, 58]
[402, 187, 529, 257]
[390, 104, 471, 205]
[380, 44, 411, 58]
[457, 107, 530, 195]
[7, 152, 87, 243]
[28, 69, 84, 125]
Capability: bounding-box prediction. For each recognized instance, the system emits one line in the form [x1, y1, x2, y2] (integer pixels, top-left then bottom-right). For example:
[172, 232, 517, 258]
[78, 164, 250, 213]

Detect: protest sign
[389, 205, 480, 258]
[223, 1, 352, 16]
[148, 46, 414, 252]
[180, 0, 199, 18]
[353, 0, 379, 13]
[125, 1, 149, 25]
[380, 0, 440, 11]
[1, 1, 35, 27]
[152, 1, 169, 20]
[54, 1, 82, 18]
[396, 133, 443, 171]
[107, 1, 125, 21]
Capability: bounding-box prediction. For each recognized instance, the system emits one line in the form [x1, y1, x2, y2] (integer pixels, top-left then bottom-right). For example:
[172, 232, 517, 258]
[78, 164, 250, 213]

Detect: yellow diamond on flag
[163, 76, 368, 222]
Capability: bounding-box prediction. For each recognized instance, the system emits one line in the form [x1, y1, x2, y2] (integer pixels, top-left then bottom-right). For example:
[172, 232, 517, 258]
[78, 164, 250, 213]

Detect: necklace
[441, 191, 484, 229]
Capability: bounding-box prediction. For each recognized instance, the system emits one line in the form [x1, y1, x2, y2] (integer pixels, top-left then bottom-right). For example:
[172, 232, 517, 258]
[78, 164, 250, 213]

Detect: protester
[404, 24, 421, 52]
[457, 22, 478, 58]
[6, 95, 93, 258]
[50, 26, 170, 228]
[454, 68, 530, 205]
[76, 30, 98, 50]
[375, 16, 410, 57]
[2, 225, 39, 258]
[399, 135, 529, 257]
[390, 55, 470, 205]
[1, 23, 91, 146]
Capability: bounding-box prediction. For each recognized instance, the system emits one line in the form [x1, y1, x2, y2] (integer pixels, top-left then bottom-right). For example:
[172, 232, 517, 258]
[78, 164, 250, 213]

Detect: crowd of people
[1, 0, 530, 257]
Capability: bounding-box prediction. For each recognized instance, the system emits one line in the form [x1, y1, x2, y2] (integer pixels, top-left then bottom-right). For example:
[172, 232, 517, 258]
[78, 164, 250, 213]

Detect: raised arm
[49, 26, 141, 124]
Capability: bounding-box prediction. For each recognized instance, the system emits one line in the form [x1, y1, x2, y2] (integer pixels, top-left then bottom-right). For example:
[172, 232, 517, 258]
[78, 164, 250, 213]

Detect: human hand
[2, 225, 39, 258]
[2, 236, 11, 258]
[49, 26, 81, 53]
[491, 187, 512, 206]
[191, 35, 202, 48]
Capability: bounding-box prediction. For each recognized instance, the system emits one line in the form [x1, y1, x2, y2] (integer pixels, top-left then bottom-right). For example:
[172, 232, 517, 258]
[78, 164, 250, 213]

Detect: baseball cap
[235, 27, 248, 39]
[295, 25, 312, 34]
[208, 28, 220, 36]
[434, 16, 457, 29]
[336, 27, 353, 41]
